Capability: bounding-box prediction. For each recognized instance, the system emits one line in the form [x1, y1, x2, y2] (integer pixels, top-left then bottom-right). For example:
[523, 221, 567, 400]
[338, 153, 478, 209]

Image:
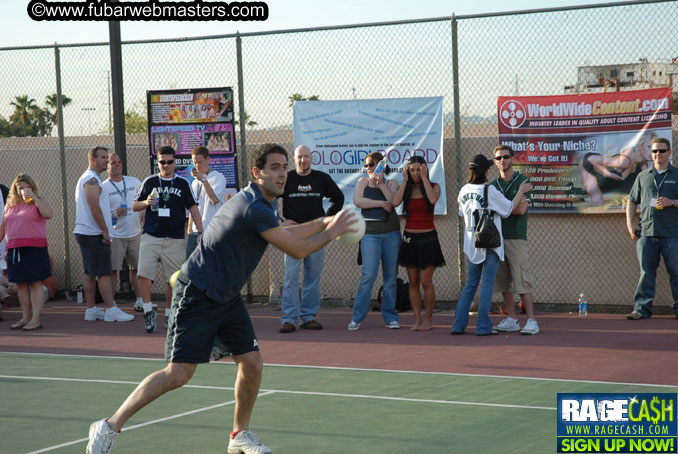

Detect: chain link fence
[0, 0, 676, 310]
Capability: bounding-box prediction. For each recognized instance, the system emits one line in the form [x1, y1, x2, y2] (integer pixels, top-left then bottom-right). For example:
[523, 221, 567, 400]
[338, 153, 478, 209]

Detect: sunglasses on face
[159, 159, 175, 165]
[651, 149, 670, 154]
[494, 155, 512, 161]
[364, 162, 376, 168]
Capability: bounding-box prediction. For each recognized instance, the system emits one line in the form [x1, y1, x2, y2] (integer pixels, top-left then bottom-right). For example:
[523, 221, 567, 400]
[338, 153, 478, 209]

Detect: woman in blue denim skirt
[453, 154, 531, 336]
[348, 152, 401, 331]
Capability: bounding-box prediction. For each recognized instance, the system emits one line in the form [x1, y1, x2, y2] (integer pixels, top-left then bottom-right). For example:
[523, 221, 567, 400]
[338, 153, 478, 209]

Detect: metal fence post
[54, 44, 72, 291]
[451, 14, 465, 288]
[236, 32, 253, 302]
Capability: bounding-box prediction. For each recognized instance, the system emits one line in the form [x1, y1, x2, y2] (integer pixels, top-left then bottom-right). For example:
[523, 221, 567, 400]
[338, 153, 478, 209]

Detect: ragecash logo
[557, 393, 677, 453]
[499, 99, 527, 129]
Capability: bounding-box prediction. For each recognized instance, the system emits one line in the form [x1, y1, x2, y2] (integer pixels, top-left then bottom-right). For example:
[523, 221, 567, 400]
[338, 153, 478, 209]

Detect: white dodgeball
[336, 207, 366, 244]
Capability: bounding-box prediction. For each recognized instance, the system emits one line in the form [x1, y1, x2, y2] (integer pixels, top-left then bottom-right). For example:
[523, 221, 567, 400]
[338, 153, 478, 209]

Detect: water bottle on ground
[373, 159, 387, 177]
[150, 188, 159, 212]
[578, 293, 588, 317]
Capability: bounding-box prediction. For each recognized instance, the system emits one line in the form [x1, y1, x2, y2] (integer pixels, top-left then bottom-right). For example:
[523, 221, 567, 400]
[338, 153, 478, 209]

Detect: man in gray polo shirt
[626, 137, 678, 320]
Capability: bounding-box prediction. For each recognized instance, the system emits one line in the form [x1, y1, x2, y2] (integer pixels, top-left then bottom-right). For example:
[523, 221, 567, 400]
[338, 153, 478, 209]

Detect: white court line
[2, 350, 677, 388]
[0, 374, 553, 411]
[25, 391, 275, 454]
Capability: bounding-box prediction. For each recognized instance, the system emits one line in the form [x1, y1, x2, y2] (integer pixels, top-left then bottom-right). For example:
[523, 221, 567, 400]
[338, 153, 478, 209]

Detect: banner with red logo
[497, 88, 672, 213]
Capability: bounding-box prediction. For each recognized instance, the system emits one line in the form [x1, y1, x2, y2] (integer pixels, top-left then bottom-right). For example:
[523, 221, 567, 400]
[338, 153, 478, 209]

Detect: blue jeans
[633, 237, 678, 316]
[352, 230, 401, 324]
[281, 249, 324, 325]
[452, 250, 500, 335]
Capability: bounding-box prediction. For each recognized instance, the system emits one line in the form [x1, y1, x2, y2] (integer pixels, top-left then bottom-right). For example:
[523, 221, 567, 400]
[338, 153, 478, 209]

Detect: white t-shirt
[189, 170, 227, 233]
[74, 169, 112, 236]
[457, 183, 513, 264]
[103, 175, 142, 239]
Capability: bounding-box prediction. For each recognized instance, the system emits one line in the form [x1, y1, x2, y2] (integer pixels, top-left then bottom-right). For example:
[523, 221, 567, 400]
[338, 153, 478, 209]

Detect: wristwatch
[200, 175, 207, 182]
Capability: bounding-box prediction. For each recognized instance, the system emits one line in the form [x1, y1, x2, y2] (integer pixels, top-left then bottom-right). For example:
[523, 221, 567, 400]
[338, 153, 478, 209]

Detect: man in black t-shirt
[279, 144, 344, 333]
[133, 146, 204, 333]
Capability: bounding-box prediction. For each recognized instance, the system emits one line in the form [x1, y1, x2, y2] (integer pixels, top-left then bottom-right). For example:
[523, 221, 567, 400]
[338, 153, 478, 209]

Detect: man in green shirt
[626, 137, 678, 320]
[490, 145, 539, 335]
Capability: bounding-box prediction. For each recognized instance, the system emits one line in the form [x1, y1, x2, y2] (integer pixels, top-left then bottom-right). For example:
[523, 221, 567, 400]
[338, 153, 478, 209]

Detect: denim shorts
[75, 234, 112, 278]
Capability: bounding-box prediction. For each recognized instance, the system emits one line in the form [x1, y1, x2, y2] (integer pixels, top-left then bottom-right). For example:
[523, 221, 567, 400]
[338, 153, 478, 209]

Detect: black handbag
[473, 185, 501, 249]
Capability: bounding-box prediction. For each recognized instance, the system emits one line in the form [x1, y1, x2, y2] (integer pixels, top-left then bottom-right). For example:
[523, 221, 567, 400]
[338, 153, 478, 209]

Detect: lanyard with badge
[654, 171, 669, 196]
[158, 175, 173, 218]
[109, 177, 130, 223]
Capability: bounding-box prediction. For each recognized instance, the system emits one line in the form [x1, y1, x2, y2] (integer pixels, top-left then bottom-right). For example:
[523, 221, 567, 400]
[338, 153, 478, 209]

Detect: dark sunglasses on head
[159, 159, 175, 165]
[364, 162, 376, 168]
[494, 155, 512, 161]
[651, 149, 670, 154]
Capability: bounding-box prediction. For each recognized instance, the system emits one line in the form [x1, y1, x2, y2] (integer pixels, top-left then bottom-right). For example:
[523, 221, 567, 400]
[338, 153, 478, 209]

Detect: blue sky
[0, 0, 628, 47]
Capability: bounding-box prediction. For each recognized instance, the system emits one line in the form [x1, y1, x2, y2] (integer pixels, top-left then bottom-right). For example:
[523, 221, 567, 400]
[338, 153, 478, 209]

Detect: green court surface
[1, 352, 675, 454]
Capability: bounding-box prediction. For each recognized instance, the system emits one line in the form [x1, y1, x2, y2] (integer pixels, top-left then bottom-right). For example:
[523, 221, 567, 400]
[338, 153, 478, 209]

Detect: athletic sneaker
[84, 306, 105, 322]
[144, 308, 157, 333]
[520, 318, 540, 335]
[494, 317, 520, 332]
[104, 307, 134, 323]
[86, 419, 118, 454]
[133, 300, 144, 312]
[385, 321, 400, 329]
[227, 430, 271, 454]
[347, 321, 360, 331]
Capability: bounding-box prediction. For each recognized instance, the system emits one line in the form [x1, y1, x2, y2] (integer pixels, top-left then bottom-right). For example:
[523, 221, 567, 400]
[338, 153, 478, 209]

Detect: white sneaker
[520, 318, 540, 335]
[133, 300, 144, 312]
[86, 419, 118, 454]
[227, 430, 271, 454]
[84, 306, 105, 322]
[385, 321, 400, 329]
[104, 306, 134, 322]
[347, 321, 360, 331]
[494, 317, 520, 332]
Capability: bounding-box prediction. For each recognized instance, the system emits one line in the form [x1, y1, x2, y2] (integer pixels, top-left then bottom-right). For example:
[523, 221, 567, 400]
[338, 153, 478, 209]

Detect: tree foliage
[288, 93, 320, 107]
[0, 93, 72, 137]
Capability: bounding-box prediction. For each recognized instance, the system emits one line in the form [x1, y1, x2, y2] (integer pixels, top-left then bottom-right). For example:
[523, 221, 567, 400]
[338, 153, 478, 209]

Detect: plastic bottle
[111, 213, 118, 229]
[578, 293, 588, 317]
[373, 159, 387, 178]
[150, 188, 159, 212]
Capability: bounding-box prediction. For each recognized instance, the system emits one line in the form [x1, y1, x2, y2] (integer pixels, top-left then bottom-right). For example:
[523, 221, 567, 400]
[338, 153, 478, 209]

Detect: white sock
[136, 297, 143, 304]
[143, 302, 154, 314]
[164, 308, 170, 317]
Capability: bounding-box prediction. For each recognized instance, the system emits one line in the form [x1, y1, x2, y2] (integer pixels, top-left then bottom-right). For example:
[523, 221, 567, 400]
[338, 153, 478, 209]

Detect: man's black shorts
[165, 273, 259, 363]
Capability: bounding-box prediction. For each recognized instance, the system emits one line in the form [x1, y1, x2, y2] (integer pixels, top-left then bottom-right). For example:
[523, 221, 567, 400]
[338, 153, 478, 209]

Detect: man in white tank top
[73, 146, 134, 323]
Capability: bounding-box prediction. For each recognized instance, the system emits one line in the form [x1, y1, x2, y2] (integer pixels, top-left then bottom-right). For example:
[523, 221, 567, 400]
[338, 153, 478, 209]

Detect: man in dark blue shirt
[87, 143, 357, 454]
[133, 146, 203, 334]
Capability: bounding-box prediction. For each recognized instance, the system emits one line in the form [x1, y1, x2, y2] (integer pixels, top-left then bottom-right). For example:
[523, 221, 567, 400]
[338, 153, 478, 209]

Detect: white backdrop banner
[293, 97, 446, 214]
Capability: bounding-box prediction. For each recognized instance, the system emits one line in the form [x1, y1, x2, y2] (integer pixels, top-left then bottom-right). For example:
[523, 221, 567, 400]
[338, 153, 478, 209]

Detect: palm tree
[288, 93, 320, 107]
[10, 95, 38, 135]
[44, 93, 72, 126]
[234, 111, 257, 128]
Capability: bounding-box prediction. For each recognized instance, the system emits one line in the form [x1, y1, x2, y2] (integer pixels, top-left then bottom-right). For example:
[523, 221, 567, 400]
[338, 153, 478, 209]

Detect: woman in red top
[393, 156, 445, 330]
[0, 174, 53, 330]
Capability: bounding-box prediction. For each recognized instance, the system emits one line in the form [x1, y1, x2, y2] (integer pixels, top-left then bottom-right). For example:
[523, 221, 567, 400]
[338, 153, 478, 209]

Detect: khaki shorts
[137, 234, 185, 283]
[111, 234, 141, 271]
[495, 239, 533, 294]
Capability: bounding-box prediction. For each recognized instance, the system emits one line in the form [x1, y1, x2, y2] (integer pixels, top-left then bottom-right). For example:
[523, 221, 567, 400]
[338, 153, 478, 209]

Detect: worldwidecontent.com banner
[557, 393, 677, 453]
[497, 88, 672, 214]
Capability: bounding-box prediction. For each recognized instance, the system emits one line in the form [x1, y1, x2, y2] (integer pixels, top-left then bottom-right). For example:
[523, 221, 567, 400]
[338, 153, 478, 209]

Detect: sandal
[11, 320, 29, 330]
[23, 323, 43, 331]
